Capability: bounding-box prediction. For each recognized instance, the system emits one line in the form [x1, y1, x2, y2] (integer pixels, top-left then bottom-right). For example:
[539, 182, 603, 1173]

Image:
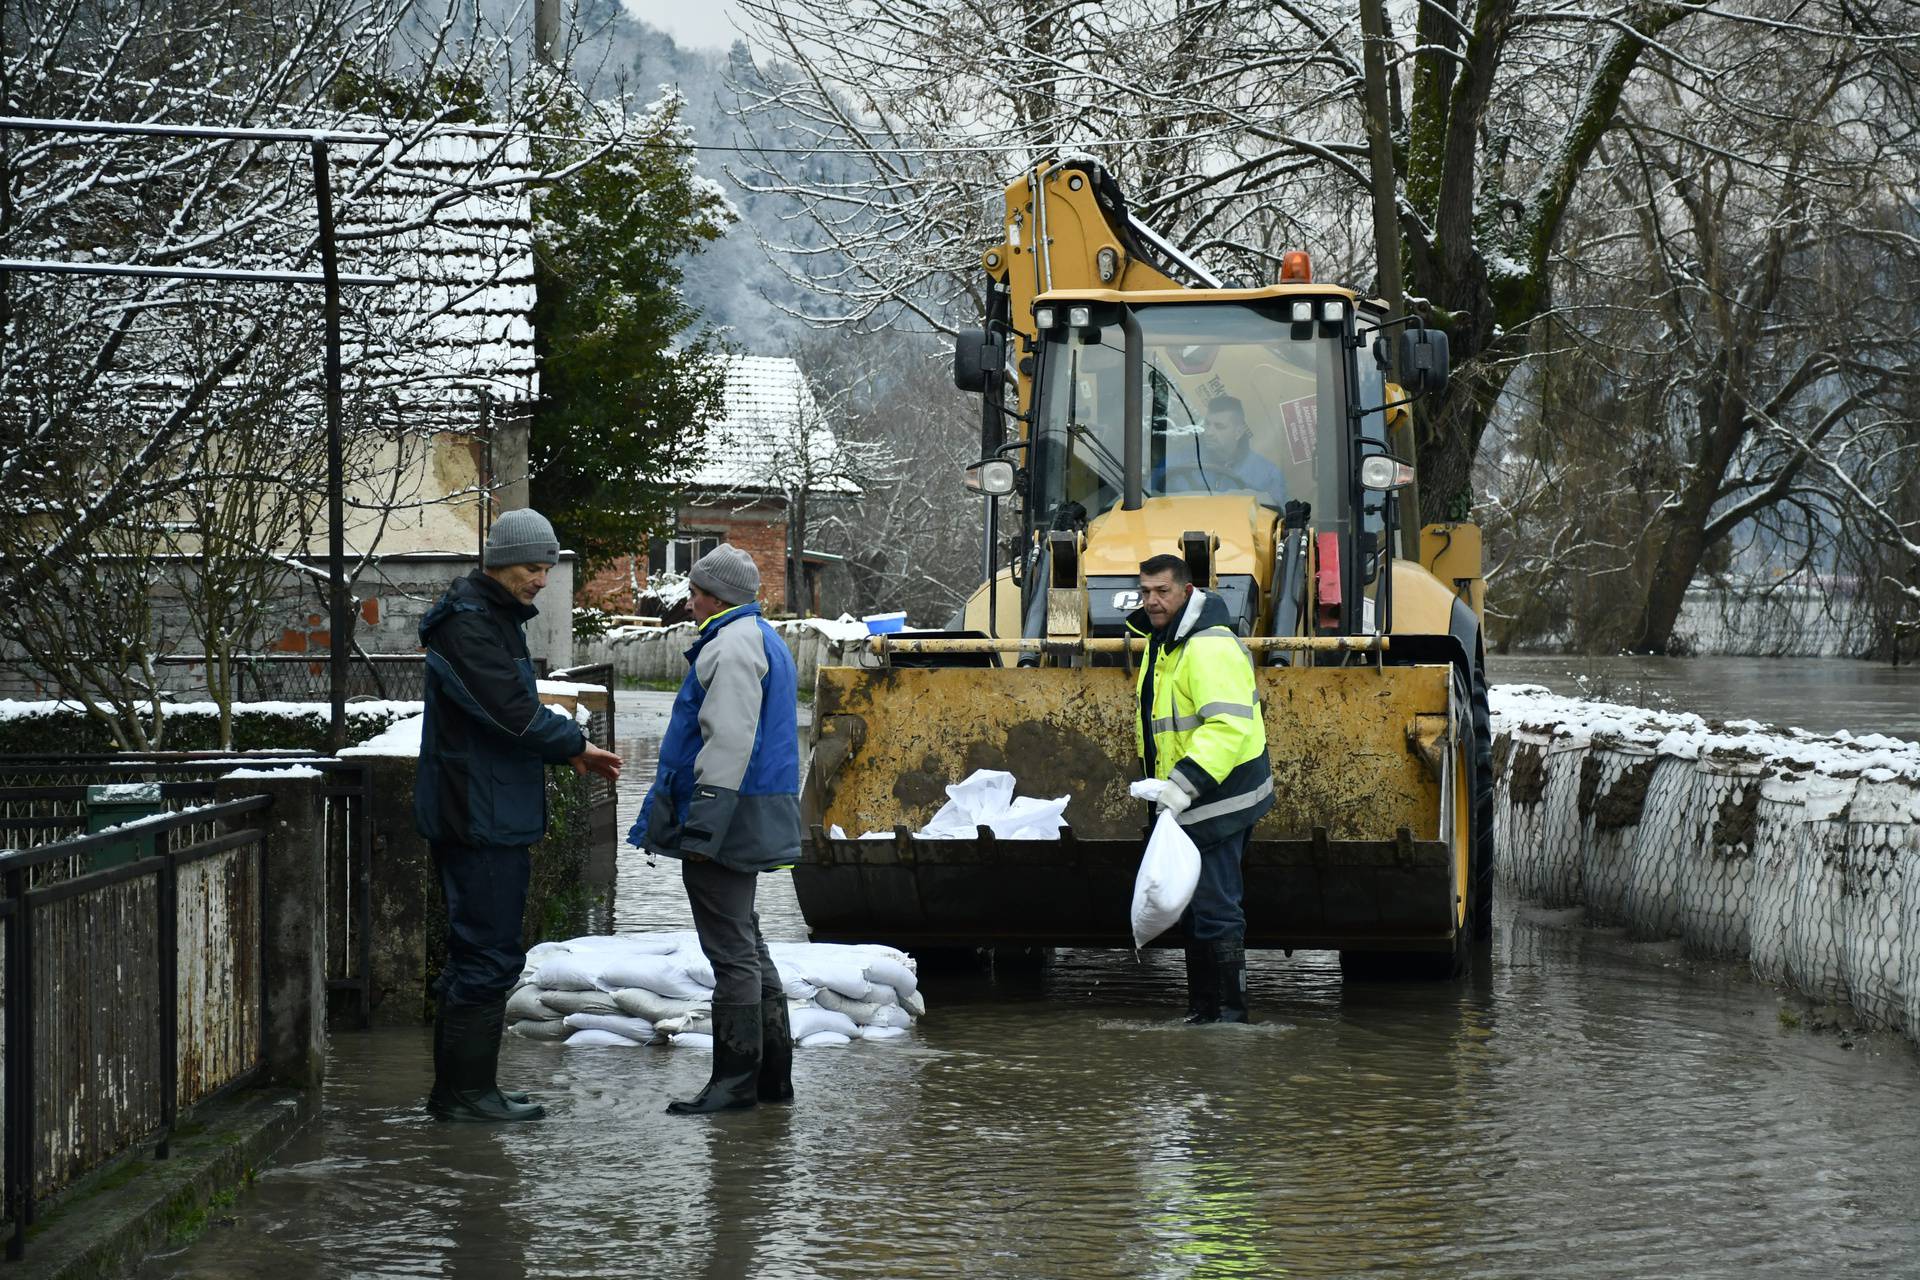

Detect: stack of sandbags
[504, 932, 925, 1050]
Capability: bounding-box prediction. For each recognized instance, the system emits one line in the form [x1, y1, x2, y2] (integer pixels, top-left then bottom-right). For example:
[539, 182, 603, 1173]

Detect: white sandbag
[918, 770, 1015, 837]
[817, 990, 890, 1020]
[789, 1005, 860, 1040]
[531, 955, 605, 992]
[592, 954, 711, 1000]
[901, 989, 927, 1018]
[864, 983, 901, 1007]
[799, 1031, 851, 1048]
[538, 989, 623, 1017]
[671, 1033, 714, 1050]
[510, 1018, 568, 1040]
[861, 955, 919, 998]
[917, 769, 1069, 840]
[565, 1028, 643, 1047]
[1131, 809, 1201, 949]
[778, 972, 819, 1002]
[672, 941, 717, 989]
[505, 984, 554, 1023]
[654, 1010, 714, 1037]
[563, 1012, 656, 1043]
[612, 988, 705, 1023]
[868, 1003, 913, 1029]
[855, 1024, 908, 1041]
[770, 945, 874, 1001]
[987, 793, 1072, 840]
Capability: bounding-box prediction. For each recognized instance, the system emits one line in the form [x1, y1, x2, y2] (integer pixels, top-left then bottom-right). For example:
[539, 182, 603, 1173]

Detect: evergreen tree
[528, 82, 735, 566]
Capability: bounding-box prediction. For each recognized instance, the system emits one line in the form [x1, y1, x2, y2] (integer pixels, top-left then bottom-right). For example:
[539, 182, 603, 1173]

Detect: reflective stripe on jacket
[1127, 588, 1274, 844]
[627, 602, 802, 873]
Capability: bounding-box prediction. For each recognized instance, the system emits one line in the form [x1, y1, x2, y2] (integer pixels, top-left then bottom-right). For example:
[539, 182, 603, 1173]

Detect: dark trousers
[1181, 826, 1249, 943]
[433, 842, 532, 1007]
[681, 856, 783, 1006]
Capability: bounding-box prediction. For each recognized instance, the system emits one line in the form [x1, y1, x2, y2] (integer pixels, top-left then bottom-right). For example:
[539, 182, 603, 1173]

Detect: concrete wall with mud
[1491, 685, 1920, 1044]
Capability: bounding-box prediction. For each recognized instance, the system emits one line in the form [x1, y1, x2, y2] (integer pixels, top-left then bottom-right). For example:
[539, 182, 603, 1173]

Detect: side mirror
[963, 458, 1016, 497]
[1397, 325, 1450, 394]
[953, 329, 1003, 394]
[1359, 452, 1417, 492]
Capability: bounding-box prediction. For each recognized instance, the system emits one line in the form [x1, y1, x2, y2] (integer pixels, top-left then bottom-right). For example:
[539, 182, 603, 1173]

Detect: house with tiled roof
[581, 354, 860, 619]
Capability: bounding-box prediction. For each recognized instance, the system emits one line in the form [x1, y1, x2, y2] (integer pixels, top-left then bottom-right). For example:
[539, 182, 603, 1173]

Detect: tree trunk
[786, 489, 807, 615]
[1632, 512, 1712, 654]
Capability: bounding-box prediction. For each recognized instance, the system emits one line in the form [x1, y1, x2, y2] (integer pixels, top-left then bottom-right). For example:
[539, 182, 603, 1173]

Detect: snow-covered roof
[679, 355, 861, 496]
[337, 131, 537, 417]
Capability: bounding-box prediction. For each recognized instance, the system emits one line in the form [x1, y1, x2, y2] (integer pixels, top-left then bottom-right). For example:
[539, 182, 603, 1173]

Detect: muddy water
[147, 676, 1920, 1278]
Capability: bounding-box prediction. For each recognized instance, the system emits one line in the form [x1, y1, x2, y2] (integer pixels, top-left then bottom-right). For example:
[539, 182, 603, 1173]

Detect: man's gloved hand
[1156, 784, 1192, 819]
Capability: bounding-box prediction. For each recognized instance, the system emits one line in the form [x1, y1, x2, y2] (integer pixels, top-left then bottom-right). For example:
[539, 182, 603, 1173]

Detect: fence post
[155, 822, 177, 1160]
[4, 865, 30, 1260]
[213, 776, 327, 1089]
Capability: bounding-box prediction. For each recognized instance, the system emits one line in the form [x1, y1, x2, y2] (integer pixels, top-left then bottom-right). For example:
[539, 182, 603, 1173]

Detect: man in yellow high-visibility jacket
[1128, 553, 1275, 1023]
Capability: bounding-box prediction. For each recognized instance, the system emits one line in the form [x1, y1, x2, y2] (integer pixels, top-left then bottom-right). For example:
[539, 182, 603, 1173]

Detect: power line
[0, 111, 1248, 159]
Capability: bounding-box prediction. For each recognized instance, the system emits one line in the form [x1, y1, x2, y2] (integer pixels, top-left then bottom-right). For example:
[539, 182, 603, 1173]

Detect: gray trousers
[681, 856, 783, 1006]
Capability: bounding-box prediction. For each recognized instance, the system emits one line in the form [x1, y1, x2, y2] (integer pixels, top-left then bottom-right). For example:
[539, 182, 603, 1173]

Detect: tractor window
[1033, 302, 1349, 526]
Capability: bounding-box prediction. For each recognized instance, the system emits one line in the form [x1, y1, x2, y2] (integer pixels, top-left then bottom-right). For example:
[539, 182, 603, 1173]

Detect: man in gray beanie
[416, 507, 622, 1121]
[630, 542, 802, 1114]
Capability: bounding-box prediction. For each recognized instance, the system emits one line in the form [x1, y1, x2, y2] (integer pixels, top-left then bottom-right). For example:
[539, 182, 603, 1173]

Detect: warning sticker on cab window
[1280, 396, 1317, 465]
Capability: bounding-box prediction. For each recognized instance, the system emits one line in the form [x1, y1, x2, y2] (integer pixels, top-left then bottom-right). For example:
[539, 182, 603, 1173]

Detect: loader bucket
[797, 662, 1465, 952]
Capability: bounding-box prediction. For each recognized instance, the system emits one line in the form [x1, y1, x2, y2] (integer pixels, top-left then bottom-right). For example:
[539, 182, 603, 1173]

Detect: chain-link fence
[1491, 686, 1920, 1043]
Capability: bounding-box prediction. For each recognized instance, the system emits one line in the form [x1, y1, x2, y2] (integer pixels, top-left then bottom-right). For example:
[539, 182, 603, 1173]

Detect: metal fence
[0, 794, 272, 1259]
[154, 653, 434, 702]
[0, 758, 375, 1025]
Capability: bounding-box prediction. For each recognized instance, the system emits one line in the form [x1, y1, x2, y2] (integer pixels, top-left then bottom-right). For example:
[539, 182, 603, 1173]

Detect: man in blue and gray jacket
[630, 543, 801, 1115]
[417, 508, 622, 1122]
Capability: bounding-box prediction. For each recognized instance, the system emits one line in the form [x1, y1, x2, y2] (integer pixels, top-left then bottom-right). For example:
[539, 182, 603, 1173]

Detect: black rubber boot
[758, 996, 794, 1104]
[667, 1002, 762, 1116]
[1213, 937, 1250, 1024]
[434, 994, 533, 1106]
[428, 998, 546, 1122]
[1183, 942, 1219, 1024]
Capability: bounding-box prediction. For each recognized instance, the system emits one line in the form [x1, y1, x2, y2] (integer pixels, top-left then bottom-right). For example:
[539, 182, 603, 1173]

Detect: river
[145, 658, 1920, 1278]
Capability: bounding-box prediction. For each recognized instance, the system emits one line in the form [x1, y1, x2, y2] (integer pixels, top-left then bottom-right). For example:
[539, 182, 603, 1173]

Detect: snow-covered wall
[1492, 685, 1920, 1041]
[577, 617, 876, 687]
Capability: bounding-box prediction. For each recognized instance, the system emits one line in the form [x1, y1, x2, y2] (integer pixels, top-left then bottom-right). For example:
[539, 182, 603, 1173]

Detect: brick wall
[576, 497, 796, 616]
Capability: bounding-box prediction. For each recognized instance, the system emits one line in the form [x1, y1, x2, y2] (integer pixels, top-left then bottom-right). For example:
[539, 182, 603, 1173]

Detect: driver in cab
[1159, 395, 1289, 505]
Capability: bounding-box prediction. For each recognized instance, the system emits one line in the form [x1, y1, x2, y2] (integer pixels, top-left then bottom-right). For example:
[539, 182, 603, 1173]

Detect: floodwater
[1488, 653, 1920, 742]
[146, 665, 1920, 1278]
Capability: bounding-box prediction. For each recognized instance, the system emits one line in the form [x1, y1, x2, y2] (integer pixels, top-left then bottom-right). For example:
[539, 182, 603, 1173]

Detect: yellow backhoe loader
[796, 159, 1493, 976]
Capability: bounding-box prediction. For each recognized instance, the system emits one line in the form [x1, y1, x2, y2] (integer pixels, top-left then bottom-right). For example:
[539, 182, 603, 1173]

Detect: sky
[619, 0, 746, 49]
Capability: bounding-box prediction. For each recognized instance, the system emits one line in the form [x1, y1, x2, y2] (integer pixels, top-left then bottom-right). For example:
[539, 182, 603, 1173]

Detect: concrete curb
[14, 1087, 312, 1279]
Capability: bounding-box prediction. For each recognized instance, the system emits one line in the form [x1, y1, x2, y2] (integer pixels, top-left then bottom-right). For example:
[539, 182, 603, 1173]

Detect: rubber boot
[1183, 942, 1219, 1024]
[428, 997, 546, 1122]
[666, 1002, 762, 1116]
[758, 996, 795, 1104]
[1213, 937, 1250, 1024]
[434, 994, 533, 1106]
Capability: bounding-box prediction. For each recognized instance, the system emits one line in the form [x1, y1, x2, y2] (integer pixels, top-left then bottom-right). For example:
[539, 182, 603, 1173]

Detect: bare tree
[727, 0, 1920, 523]
[0, 0, 673, 741]
[797, 333, 986, 623]
[1480, 16, 1920, 655]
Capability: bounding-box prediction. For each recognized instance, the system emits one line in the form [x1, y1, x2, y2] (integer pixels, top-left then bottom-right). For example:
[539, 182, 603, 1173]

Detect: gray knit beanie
[688, 543, 760, 605]
[484, 508, 560, 567]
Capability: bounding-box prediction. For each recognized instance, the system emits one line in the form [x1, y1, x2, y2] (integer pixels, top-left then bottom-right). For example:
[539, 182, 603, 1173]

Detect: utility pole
[1358, 0, 1405, 324]
[534, 0, 561, 67]
[311, 139, 349, 753]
